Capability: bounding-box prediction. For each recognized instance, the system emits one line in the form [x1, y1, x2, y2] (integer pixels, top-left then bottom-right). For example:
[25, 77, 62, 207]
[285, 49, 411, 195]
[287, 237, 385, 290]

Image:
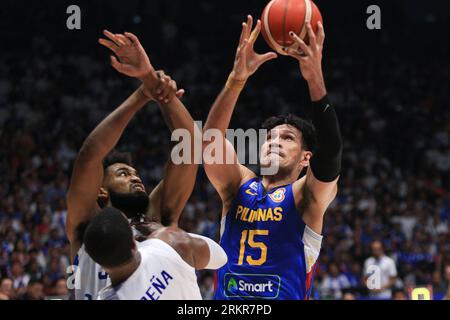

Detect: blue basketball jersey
[214, 177, 322, 300]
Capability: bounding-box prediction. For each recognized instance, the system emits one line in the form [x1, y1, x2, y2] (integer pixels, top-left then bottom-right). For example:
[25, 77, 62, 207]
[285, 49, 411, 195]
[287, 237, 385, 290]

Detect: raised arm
[288, 22, 343, 234]
[147, 72, 200, 226]
[66, 30, 176, 257]
[100, 31, 200, 226]
[203, 15, 277, 208]
[66, 84, 155, 255]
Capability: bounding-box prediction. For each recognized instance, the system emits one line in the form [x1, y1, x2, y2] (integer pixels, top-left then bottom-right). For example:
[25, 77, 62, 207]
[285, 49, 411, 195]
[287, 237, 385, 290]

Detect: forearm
[307, 72, 327, 102]
[80, 86, 151, 160]
[308, 93, 343, 182]
[157, 98, 197, 134]
[188, 233, 228, 270]
[203, 74, 244, 135]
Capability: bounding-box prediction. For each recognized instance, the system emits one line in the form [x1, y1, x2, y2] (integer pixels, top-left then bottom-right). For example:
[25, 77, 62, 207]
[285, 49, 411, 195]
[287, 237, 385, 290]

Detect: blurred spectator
[393, 289, 407, 300]
[0, 278, 13, 300]
[9, 262, 30, 297]
[0, 0, 449, 300]
[198, 272, 215, 300]
[44, 278, 69, 300]
[342, 292, 356, 300]
[20, 279, 45, 300]
[363, 241, 398, 299]
[319, 262, 351, 299]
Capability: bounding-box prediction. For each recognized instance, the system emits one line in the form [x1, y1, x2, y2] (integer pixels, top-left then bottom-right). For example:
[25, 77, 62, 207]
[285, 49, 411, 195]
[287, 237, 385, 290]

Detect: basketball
[261, 0, 323, 55]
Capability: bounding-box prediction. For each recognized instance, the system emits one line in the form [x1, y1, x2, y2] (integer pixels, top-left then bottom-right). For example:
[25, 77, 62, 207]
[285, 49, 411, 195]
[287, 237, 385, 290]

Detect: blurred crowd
[0, 0, 449, 300]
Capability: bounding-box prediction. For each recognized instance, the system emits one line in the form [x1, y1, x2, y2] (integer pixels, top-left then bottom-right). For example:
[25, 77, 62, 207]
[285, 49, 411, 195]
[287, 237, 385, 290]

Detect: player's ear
[299, 150, 312, 168]
[131, 239, 137, 253]
[97, 187, 109, 207]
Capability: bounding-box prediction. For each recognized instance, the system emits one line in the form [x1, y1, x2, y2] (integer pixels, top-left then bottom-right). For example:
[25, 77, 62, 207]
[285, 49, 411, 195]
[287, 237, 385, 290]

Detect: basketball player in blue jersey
[203, 16, 342, 299]
[66, 31, 208, 299]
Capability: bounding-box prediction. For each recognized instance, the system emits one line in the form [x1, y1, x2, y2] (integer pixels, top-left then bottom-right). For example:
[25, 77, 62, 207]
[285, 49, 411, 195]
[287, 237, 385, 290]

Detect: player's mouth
[267, 149, 284, 157]
[131, 183, 145, 192]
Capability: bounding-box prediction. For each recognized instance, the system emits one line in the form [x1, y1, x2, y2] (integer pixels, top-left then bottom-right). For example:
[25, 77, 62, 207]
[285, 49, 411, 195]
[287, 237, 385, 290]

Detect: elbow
[78, 138, 98, 161]
[77, 138, 105, 165]
[208, 245, 228, 270]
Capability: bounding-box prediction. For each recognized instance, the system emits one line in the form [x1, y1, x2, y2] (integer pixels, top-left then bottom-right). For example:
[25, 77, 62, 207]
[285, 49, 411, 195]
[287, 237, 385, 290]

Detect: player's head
[97, 150, 149, 218]
[371, 240, 384, 258]
[83, 207, 136, 269]
[260, 114, 316, 176]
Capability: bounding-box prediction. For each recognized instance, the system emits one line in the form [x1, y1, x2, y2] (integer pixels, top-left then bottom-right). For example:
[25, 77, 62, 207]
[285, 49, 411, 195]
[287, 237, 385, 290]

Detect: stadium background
[0, 0, 449, 299]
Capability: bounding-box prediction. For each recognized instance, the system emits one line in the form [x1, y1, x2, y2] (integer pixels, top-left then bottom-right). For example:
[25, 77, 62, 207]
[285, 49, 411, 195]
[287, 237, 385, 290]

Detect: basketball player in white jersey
[83, 207, 226, 300]
[66, 31, 207, 299]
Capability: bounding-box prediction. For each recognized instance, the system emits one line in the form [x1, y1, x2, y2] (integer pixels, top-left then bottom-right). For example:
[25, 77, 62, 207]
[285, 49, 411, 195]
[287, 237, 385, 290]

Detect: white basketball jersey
[73, 220, 146, 300]
[73, 244, 110, 300]
[97, 239, 202, 300]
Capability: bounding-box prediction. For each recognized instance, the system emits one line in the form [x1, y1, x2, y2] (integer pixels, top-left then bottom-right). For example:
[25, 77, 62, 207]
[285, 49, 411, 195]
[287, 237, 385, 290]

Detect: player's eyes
[119, 171, 128, 177]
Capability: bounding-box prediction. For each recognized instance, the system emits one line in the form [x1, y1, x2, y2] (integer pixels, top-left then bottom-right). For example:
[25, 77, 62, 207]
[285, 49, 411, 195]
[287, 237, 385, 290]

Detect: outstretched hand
[98, 30, 155, 80]
[141, 70, 185, 103]
[285, 21, 325, 83]
[231, 15, 278, 81]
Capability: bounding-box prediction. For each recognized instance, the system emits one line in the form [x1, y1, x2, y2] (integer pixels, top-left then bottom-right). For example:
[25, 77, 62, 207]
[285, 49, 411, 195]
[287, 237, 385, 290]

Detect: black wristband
[309, 95, 343, 182]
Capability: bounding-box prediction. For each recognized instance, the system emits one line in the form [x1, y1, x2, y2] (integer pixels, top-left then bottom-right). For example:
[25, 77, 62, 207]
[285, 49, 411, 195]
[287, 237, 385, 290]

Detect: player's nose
[131, 175, 143, 184]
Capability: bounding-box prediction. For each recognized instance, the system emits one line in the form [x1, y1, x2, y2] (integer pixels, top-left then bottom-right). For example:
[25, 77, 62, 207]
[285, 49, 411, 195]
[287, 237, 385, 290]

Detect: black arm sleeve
[309, 95, 343, 182]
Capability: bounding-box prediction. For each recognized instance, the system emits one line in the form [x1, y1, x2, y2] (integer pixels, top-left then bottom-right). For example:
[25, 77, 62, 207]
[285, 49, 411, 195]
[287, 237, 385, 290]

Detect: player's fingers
[156, 77, 170, 101]
[176, 89, 185, 99]
[238, 22, 247, 46]
[155, 70, 166, 81]
[98, 38, 118, 53]
[245, 15, 253, 39]
[110, 56, 125, 73]
[288, 32, 312, 57]
[257, 52, 278, 66]
[103, 30, 120, 45]
[155, 74, 169, 95]
[316, 21, 325, 48]
[114, 35, 126, 47]
[124, 32, 141, 46]
[284, 47, 302, 59]
[236, 38, 249, 56]
[284, 44, 308, 60]
[305, 22, 317, 51]
[116, 34, 131, 46]
[161, 78, 176, 103]
[248, 19, 261, 46]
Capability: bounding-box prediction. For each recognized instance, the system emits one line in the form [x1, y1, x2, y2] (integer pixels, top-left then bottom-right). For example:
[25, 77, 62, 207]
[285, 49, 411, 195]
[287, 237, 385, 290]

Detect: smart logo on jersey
[227, 277, 238, 294]
[223, 273, 281, 299]
[268, 188, 285, 203]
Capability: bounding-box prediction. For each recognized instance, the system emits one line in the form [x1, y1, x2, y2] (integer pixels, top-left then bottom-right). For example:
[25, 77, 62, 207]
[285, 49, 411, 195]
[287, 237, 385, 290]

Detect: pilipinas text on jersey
[214, 178, 322, 300]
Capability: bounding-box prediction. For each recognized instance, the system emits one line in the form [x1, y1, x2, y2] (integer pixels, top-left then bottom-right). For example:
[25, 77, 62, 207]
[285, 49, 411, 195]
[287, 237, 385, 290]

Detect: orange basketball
[261, 0, 323, 55]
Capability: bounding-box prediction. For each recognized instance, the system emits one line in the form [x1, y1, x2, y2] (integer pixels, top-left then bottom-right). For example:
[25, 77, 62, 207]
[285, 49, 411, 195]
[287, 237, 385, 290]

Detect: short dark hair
[103, 150, 133, 171]
[83, 207, 134, 268]
[99, 150, 134, 208]
[261, 114, 316, 152]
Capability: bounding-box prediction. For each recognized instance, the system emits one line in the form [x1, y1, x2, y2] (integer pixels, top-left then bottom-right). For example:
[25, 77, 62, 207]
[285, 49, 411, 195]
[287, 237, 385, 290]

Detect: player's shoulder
[382, 255, 396, 265]
[148, 227, 193, 255]
[239, 165, 257, 185]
